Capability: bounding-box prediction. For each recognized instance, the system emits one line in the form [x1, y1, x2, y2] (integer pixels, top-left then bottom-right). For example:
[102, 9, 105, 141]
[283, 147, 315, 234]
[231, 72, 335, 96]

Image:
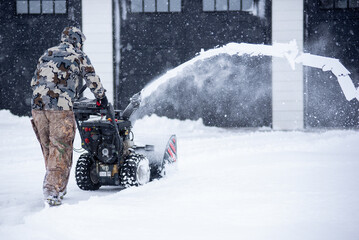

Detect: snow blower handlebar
[74, 84, 141, 120]
[76, 84, 88, 99]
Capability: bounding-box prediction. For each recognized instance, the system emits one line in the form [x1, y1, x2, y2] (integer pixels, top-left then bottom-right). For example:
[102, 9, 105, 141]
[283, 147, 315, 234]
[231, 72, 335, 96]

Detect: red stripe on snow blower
[170, 142, 176, 154]
[167, 147, 177, 162]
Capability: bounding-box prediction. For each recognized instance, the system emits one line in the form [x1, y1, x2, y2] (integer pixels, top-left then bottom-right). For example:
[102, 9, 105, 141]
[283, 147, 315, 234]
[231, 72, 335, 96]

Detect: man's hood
[61, 26, 86, 49]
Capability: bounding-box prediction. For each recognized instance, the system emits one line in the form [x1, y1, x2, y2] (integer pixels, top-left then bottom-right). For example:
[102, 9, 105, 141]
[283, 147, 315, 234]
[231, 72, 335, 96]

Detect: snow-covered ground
[0, 109, 359, 240]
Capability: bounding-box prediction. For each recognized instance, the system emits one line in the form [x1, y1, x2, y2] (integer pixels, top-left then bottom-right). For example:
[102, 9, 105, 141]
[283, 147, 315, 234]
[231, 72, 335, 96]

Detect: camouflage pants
[31, 110, 76, 198]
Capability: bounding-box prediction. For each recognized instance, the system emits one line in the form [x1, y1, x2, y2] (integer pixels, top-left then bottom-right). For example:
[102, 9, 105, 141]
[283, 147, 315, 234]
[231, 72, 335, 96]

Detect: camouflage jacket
[31, 27, 105, 111]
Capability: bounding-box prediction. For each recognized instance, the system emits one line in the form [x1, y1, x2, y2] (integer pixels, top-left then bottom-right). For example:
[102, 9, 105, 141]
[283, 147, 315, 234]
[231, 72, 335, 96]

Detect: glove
[96, 95, 108, 108]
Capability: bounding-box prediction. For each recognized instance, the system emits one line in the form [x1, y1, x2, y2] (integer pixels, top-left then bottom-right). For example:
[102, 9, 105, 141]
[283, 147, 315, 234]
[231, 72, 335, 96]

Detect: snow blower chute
[73, 87, 177, 190]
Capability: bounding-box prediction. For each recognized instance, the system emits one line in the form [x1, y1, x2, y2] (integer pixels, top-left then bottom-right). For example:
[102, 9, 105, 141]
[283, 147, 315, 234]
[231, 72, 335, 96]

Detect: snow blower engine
[73, 87, 177, 190]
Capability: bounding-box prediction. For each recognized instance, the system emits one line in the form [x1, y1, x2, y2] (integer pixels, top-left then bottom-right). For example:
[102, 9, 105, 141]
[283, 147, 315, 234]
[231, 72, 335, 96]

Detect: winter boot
[45, 196, 62, 207]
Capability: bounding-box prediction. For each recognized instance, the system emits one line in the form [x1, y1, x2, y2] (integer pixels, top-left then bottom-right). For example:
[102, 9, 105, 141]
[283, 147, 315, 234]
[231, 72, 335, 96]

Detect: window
[320, 0, 359, 9]
[16, 0, 67, 14]
[203, 0, 253, 11]
[131, 0, 181, 12]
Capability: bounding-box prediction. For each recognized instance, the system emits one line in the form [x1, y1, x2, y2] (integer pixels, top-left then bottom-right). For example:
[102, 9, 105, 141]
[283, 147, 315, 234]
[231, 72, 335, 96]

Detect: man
[30, 26, 107, 206]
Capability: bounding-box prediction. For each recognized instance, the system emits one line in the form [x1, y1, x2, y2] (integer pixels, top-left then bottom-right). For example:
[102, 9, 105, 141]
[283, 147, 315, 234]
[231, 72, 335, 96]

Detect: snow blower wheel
[75, 153, 101, 191]
[120, 153, 150, 188]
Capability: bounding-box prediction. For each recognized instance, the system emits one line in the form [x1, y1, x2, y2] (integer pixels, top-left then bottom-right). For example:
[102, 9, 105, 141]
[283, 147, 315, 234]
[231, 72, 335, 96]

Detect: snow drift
[1, 110, 359, 240]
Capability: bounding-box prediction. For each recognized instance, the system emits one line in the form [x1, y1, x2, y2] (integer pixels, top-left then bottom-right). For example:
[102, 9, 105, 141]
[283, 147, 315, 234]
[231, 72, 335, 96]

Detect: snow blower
[73, 86, 177, 190]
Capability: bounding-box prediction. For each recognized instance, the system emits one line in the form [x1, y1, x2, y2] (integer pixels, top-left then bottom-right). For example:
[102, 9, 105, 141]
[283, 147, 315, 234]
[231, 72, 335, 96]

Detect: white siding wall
[272, 0, 304, 130]
[82, 0, 113, 102]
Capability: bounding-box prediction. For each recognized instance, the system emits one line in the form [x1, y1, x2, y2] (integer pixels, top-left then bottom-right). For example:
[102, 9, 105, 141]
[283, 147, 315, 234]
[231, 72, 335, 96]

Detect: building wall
[0, 0, 82, 116]
[82, 0, 113, 102]
[272, 0, 304, 130]
[2, 0, 357, 128]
